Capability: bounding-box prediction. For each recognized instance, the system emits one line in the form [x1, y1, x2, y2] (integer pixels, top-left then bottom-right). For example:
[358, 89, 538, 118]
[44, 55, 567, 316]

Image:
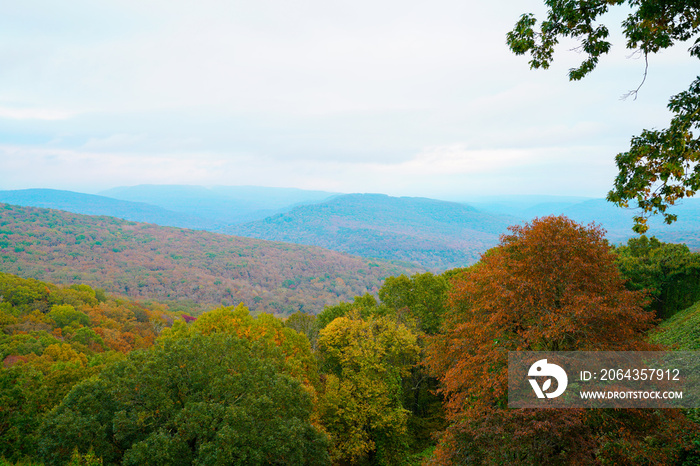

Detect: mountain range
[0, 188, 213, 229]
[1, 186, 699, 271]
[100, 184, 337, 225]
[226, 193, 515, 270]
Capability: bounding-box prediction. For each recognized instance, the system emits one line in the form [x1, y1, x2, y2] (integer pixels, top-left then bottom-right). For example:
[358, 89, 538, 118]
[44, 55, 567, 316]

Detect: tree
[317, 311, 420, 465]
[507, 1, 700, 233]
[315, 282, 449, 458]
[38, 333, 329, 466]
[426, 216, 693, 464]
[379, 272, 448, 335]
[161, 304, 319, 390]
[315, 294, 380, 331]
[284, 310, 319, 349]
[48, 305, 90, 329]
[616, 235, 700, 318]
[378, 273, 450, 453]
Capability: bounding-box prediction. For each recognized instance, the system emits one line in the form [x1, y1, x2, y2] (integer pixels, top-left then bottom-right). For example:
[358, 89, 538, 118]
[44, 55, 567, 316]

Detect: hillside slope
[650, 300, 700, 350]
[225, 193, 517, 271]
[0, 203, 421, 315]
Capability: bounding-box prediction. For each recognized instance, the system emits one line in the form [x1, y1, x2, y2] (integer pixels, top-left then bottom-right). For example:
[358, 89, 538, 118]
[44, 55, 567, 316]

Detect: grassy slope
[650, 300, 700, 350]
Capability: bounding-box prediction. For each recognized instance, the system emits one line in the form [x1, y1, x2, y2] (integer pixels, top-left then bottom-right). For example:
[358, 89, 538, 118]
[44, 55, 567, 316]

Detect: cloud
[0, 142, 616, 199]
[0, 145, 231, 192]
[82, 134, 147, 150]
[390, 145, 534, 175]
[0, 106, 74, 120]
[0, 0, 693, 201]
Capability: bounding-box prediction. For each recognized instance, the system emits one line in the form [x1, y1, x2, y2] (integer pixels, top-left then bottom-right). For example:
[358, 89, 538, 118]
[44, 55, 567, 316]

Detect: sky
[0, 0, 697, 201]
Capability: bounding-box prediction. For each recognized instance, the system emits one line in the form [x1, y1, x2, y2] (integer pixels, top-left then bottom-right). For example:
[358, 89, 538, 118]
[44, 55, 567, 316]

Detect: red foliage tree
[426, 216, 694, 464]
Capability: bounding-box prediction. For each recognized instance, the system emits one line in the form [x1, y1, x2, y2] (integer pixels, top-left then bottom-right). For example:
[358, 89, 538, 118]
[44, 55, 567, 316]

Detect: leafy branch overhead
[506, 0, 700, 233]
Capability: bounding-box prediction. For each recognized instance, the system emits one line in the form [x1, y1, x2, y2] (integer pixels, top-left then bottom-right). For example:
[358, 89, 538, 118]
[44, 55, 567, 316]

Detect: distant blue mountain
[467, 195, 594, 217]
[99, 184, 338, 225]
[466, 195, 700, 248]
[226, 193, 518, 271]
[558, 198, 700, 247]
[0, 189, 215, 230]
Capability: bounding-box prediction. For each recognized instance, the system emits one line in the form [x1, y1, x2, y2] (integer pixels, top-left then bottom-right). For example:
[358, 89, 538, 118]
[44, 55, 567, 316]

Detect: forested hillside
[0, 204, 421, 315]
[0, 272, 180, 460]
[4, 189, 699, 273]
[227, 193, 515, 271]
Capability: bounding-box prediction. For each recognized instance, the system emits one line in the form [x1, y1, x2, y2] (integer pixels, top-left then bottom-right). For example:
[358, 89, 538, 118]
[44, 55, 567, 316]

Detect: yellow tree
[161, 304, 318, 390]
[317, 311, 420, 465]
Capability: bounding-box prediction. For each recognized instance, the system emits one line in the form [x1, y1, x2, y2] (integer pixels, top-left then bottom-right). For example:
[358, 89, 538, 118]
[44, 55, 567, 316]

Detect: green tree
[162, 304, 319, 391]
[38, 333, 329, 466]
[0, 365, 44, 460]
[316, 294, 380, 331]
[377, 273, 449, 455]
[379, 273, 448, 335]
[507, 1, 700, 232]
[0, 343, 100, 462]
[284, 310, 319, 349]
[616, 235, 700, 318]
[49, 305, 90, 329]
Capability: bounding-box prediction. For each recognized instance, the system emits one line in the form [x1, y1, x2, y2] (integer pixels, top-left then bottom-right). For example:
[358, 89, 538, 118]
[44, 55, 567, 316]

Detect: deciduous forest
[3, 211, 700, 465]
[0, 204, 421, 316]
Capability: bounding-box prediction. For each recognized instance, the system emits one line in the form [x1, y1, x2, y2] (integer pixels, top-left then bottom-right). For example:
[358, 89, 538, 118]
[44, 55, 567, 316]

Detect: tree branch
[621, 52, 649, 101]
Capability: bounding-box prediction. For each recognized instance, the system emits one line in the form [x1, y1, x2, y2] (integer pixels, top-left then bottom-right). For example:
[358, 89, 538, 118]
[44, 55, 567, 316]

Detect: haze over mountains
[100, 185, 337, 226]
[1, 185, 699, 271]
[0, 188, 213, 230]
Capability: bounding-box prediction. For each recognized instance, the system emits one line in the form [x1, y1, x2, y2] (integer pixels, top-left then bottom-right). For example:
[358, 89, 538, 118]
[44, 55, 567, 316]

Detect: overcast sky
[0, 0, 696, 201]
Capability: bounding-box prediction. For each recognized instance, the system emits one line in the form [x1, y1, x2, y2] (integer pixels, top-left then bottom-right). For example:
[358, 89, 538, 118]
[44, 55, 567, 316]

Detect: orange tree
[426, 216, 695, 465]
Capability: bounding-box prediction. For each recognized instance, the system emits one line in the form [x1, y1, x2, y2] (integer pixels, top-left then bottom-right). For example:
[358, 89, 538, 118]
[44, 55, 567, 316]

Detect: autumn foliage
[3, 211, 700, 464]
[317, 311, 420, 464]
[426, 216, 694, 464]
[0, 203, 420, 315]
[0, 272, 177, 461]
